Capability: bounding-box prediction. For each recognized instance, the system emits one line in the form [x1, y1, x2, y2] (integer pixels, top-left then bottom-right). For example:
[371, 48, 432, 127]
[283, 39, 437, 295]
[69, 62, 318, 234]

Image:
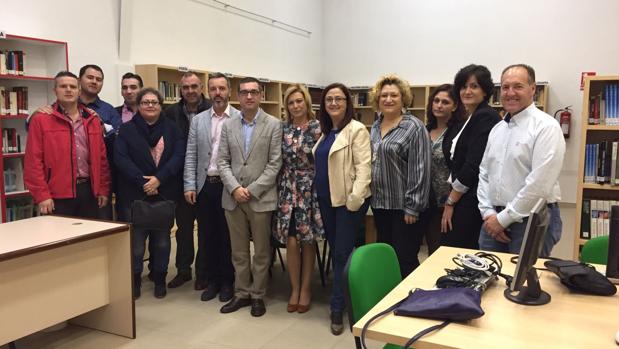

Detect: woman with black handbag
[115, 88, 185, 299]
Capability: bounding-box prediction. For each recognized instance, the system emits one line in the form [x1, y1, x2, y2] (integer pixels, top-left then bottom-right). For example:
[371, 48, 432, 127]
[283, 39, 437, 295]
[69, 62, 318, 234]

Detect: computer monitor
[504, 198, 551, 306]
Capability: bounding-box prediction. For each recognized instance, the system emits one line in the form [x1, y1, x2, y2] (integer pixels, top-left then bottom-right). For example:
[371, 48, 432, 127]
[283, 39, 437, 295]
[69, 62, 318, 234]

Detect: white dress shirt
[477, 103, 565, 228]
[207, 104, 231, 176]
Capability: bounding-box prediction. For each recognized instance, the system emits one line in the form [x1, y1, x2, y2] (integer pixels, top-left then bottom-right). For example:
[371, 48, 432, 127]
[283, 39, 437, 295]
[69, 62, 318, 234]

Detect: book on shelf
[584, 141, 619, 185]
[588, 84, 619, 126]
[5, 199, 34, 222]
[2, 128, 22, 153]
[158, 81, 180, 102]
[0, 86, 28, 115]
[582, 199, 618, 240]
[0, 50, 26, 75]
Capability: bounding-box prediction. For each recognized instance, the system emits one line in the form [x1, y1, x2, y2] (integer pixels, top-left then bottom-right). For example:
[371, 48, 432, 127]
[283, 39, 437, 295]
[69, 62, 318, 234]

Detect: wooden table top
[0, 215, 129, 261]
[352, 246, 619, 349]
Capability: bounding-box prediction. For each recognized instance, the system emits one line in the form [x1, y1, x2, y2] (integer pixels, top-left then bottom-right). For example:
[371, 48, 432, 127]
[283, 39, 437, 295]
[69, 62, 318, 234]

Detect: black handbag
[131, 195, 176, 231]
[544, 259, 617, 296]
[360, 287, 484, 349]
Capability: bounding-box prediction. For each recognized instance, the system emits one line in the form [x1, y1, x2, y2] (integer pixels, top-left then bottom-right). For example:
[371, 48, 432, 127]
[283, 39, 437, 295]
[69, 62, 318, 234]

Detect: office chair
[343, 243, 403, 349]
[580, 236, 609, 265]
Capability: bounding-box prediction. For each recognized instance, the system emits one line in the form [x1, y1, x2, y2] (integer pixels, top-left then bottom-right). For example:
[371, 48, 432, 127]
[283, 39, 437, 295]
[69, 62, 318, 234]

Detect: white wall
[323, 0, 619, 204]
[0, 0, 122, 104]
[120, 0, 323, 84]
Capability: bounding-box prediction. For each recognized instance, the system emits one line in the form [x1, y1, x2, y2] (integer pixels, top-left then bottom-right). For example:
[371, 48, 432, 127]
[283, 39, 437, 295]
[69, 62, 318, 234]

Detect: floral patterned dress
[273, 119, 325, 245]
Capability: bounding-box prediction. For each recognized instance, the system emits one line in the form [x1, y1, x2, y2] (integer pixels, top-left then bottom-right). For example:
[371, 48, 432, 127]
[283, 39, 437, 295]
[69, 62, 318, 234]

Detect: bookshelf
[0, 33, 68, 222]
[489, 82, 549, 117]
[134, 64, 208, 105]
[574, 75, 619, 259]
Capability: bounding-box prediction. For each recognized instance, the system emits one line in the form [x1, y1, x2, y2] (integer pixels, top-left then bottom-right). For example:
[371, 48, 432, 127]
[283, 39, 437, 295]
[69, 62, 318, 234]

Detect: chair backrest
[581, 236, 609, 265]
[344, 243, 402, 327]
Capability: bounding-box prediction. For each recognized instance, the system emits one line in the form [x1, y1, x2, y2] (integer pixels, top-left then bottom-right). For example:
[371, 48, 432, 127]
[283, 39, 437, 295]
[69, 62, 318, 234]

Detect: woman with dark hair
[312, 83, 371, 335]
[115, 87, 185, 299]
[273, 84, 324, 314]
[441, 65, 501, 249]
[369, 74, 431, 278]
[425, 84, 463, 255]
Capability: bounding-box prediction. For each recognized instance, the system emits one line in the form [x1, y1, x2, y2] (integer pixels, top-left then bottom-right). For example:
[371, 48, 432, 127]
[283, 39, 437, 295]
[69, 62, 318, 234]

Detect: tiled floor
[4, 241, 428, 349]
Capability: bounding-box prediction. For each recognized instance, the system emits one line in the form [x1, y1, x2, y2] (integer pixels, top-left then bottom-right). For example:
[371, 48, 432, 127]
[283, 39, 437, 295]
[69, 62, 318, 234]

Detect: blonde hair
[283, 84, 315, 123]
[369, 74, 412, 111]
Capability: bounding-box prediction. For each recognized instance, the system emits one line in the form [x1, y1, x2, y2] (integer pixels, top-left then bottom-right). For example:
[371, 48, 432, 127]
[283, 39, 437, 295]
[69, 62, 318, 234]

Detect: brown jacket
[312, 119, 371, 211]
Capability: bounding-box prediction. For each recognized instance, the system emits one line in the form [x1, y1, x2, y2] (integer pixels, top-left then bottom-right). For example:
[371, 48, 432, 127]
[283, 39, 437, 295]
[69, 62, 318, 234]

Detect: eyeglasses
[140, 100, 160, 107]
[239, 89, 261, 97]
[325, 96, 346, 105]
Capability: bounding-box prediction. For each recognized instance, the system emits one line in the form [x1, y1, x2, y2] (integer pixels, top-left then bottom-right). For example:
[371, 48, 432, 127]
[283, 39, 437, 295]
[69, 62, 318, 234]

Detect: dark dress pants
[197, 179, 234, 287]
[54, 181, 99, 218]
[441, 191, 482, 249]
[174, 195, 198, 278]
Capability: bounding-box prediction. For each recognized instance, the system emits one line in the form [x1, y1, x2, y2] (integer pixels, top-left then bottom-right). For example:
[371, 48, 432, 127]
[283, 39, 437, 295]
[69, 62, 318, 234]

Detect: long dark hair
[426, 84, 464, 131]
[318, 83, 355, 135]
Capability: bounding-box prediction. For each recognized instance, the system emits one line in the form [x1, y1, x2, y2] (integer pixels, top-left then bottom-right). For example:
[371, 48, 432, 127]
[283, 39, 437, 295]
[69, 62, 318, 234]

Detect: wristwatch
[445, 197, 456, 206]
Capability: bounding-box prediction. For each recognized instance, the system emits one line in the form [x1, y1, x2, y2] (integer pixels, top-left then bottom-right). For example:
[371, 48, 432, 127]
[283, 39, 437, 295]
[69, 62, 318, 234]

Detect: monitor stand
[504, 268, 551, 306]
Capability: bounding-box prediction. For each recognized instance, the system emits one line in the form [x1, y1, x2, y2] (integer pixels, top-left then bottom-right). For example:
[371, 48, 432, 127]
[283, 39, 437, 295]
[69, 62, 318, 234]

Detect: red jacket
[24, 103, 111, 204]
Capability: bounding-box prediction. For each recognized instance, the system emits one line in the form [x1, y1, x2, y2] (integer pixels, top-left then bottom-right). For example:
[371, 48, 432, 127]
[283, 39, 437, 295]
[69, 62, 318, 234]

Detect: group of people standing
[23, 61, 565, 336]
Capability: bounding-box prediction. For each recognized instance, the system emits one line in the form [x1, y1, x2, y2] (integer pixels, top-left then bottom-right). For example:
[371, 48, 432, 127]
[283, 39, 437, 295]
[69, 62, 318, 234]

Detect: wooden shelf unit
[573, 75, 619, 259]
[135, 64, 208, 105]
[489, 82, 549, 117]
[0, 34, 68, 222]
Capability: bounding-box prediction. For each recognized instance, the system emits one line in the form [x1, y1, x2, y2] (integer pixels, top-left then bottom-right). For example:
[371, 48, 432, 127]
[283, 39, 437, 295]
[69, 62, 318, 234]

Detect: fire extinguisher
[554, 106, 571, 139]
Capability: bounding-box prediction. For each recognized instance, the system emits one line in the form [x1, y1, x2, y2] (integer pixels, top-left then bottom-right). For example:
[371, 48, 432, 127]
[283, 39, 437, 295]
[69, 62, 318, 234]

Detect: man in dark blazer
[164, 71, 212, 290]
[184, 72, 241, 303]
[217, 77, 282, 317]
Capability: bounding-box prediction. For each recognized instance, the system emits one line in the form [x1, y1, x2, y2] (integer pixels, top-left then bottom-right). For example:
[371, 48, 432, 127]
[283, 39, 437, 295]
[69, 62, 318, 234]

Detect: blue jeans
[479, 204, 562, 257]
[318, 196, 370, 312]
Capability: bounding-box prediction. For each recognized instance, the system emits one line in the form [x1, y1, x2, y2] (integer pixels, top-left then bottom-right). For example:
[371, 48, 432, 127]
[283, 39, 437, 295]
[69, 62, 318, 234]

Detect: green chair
[343, 243, 403, 349]
[580, 236, 609, 265]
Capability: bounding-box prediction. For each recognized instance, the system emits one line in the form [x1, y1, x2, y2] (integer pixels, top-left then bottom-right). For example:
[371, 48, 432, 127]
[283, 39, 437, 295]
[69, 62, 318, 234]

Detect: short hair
[283, 84, 315, 123]
[425, 84, 464, 131]
[501, 64, 536, 85]
[121, 72, 144, 88]
[318, 83, 355, 135]
[453, 64, 494, 105]
[180, 71, 201, 82]
[79, 64, 104, 79]
[136, 87, 163, 105]
[238, 77, 262, 92]
[54, 71, 78, 87]
[208, 72, 230, 89]
[369, 74, 413, 111]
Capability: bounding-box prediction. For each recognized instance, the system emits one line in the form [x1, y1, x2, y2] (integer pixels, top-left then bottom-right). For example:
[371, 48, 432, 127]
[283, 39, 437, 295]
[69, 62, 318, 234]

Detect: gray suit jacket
[184, 105, 242, 194]
[217, 109, 283, 212]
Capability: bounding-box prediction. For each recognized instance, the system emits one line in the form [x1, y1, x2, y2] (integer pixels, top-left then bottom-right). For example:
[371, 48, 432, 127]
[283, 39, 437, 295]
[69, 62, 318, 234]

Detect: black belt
[494, 202, 558, 212]
[206, 175, 221, 184]
[76, 177, 90, 184]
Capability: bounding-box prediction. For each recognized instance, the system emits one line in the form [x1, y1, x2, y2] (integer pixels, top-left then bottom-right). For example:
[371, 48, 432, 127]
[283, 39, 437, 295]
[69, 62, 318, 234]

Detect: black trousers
[440, 192, 482, 249]
[54, 181, 99, 219]
[197, 179, 234, 286]
[173, 192, 198, 277]
[372, 208, 427, 279]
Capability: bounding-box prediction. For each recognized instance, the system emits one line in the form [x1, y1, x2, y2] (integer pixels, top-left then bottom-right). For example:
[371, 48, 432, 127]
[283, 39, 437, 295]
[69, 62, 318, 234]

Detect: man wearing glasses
[164, 71, 212, 291]
[218, 77, 282, 317]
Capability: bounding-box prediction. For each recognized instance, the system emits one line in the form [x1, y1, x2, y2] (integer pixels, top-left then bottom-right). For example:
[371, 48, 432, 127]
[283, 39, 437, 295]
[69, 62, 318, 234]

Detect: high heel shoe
[287, 303, 298, 312]
[297, 302, 311, 313]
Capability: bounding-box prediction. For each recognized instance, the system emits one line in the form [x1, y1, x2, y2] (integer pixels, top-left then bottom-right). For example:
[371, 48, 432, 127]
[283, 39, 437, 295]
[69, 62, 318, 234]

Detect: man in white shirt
[184, 72, 241, 302]
[477, 64, 565, 256]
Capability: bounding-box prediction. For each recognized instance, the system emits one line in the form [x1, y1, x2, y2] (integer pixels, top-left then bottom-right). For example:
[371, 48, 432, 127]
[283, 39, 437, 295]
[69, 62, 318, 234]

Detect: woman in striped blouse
[369, 74, 432, 278]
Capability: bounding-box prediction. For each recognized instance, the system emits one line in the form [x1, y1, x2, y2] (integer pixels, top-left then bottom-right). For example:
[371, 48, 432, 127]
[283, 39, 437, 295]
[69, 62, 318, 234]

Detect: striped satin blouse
[370, 113, 431, 216]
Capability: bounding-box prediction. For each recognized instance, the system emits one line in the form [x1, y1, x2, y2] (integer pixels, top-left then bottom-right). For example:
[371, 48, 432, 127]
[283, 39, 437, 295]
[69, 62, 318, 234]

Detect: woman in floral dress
[273, 84, 324, 313]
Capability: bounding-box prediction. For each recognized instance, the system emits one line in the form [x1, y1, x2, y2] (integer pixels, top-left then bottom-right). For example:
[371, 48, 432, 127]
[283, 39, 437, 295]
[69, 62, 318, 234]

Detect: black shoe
[201, 284, 220, 301]
[167, 274, 191, 288]
[330, 311, 344, 335]
[250, 299, 266, 317]
[219, 285, 234, 302]
[153, 272, 167, 299]
[220, 296, 251, 314]
[194, 279, 208, 291]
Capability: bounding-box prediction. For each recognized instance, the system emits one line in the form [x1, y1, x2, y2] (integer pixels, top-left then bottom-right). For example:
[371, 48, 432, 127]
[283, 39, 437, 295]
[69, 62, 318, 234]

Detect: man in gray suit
[184, 72, 241, 303]
[217, 77, 282, 317]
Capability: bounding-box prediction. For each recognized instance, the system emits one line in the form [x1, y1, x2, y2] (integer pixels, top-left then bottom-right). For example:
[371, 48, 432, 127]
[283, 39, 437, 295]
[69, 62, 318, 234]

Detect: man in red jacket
[24, 71, 111, 218]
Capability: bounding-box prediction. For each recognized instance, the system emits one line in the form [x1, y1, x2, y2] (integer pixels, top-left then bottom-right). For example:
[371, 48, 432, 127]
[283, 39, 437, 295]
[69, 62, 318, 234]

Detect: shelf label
[177, 66, 189, 72]
[0, 30, 6, 39]
[580, 72, 596, 91]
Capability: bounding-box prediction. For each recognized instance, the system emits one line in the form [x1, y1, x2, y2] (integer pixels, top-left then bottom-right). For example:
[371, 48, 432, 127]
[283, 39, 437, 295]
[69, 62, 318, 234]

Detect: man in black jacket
[164, 71, 212, 290]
